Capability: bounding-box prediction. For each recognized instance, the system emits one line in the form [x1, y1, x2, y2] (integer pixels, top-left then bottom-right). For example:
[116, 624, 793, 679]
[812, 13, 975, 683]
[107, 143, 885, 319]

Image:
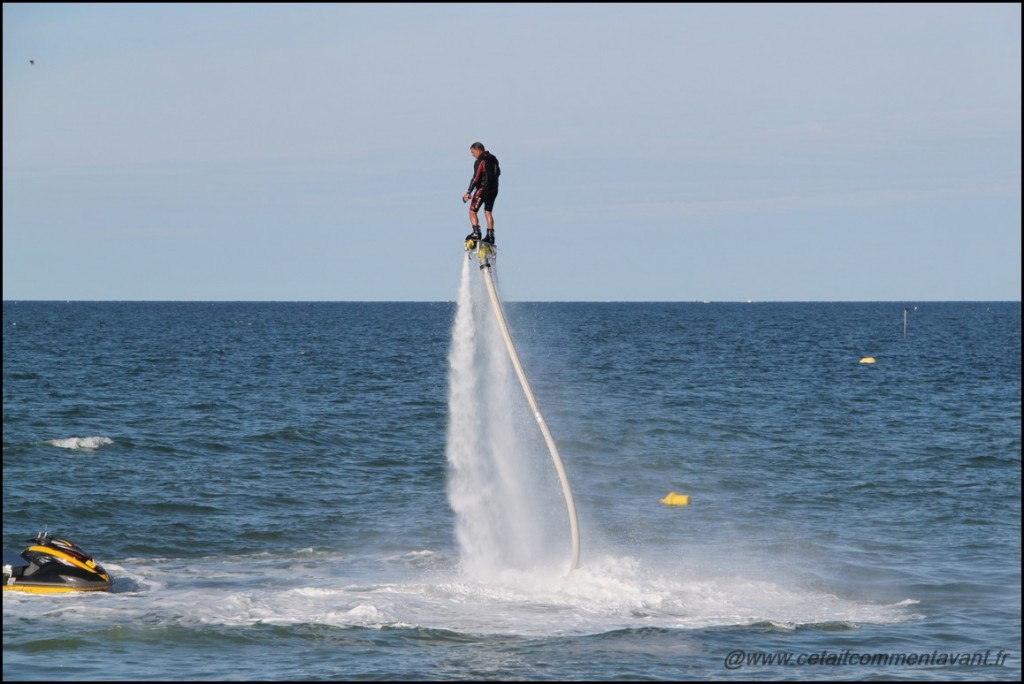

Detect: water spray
[451, 242, 581, 571]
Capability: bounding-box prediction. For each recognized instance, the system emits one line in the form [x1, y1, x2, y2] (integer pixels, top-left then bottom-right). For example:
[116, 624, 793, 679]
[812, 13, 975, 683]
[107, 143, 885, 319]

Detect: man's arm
[467, 160, 486, 193]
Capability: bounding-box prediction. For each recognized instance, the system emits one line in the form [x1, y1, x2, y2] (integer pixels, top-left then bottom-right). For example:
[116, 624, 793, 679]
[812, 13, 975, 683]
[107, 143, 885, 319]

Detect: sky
[2, 3, 1020, 302]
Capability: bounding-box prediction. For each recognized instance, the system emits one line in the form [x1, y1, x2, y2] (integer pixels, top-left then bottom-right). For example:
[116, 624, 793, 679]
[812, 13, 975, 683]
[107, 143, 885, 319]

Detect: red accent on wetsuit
[467, 157, 488, 194]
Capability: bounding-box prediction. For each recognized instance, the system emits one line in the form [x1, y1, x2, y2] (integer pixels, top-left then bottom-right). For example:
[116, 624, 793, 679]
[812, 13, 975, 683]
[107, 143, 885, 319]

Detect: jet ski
[3, 531, 112, 593]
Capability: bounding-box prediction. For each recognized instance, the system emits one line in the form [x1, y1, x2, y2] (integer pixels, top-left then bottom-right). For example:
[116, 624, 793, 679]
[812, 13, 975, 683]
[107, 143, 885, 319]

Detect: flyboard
[465, 236, 581, 570]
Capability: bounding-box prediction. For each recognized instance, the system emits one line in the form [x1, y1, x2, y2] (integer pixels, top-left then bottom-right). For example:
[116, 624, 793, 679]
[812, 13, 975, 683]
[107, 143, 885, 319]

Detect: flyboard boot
[464, 227, 496, 270]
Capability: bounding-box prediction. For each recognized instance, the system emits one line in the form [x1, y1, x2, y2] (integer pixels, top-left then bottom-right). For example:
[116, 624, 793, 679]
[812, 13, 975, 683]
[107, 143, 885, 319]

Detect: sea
[3, 257, 1021, 681]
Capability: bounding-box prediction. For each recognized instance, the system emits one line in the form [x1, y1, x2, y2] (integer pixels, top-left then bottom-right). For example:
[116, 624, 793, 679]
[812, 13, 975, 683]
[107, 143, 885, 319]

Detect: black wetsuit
[468, 152, 499, 212]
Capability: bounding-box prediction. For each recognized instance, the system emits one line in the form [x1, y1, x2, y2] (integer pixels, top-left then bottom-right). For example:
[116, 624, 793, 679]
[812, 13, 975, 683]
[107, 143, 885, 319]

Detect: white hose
[480, 263, 581, 570]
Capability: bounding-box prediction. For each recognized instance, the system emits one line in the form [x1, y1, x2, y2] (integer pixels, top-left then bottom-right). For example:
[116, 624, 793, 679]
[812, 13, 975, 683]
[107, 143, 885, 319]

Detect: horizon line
[4, 299, 1021, 305]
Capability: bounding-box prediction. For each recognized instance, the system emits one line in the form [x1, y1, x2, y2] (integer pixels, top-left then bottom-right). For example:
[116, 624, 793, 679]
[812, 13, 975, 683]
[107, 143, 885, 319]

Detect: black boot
[465, 226, 482, 242]
[483, 229, 495, 245]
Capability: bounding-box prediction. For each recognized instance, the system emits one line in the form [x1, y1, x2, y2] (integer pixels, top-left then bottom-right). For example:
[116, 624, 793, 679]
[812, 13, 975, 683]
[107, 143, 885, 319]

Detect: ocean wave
[47, 436, 114, 450]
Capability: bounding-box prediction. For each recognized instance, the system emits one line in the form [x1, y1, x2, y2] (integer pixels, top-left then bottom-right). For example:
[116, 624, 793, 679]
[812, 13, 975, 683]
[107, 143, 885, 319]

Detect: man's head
[470, 142, 485, 159]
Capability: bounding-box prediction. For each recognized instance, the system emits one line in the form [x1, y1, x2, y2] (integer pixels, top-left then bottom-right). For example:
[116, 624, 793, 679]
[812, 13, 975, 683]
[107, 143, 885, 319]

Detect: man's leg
[482, 192, 497, 243]
[466, 193, 483, 242]
[466, 209, 481, 241]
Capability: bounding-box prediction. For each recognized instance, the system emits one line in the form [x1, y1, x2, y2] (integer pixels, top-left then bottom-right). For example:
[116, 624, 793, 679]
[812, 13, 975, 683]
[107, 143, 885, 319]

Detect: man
[462, 142, 500, 245]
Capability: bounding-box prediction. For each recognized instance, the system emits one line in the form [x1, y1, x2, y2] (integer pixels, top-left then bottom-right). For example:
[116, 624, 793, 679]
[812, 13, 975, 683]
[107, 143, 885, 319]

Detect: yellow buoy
[660, 492, 690, 506]
[859, 356, 876, 364]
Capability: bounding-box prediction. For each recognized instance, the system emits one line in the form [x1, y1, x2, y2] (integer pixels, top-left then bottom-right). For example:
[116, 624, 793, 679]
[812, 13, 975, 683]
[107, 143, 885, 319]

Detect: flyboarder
[462, 142, 500, 246]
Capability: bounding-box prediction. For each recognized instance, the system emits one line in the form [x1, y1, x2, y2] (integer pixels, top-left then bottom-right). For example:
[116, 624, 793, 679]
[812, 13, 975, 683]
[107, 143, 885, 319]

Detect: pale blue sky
[3, 3, 1020, 301]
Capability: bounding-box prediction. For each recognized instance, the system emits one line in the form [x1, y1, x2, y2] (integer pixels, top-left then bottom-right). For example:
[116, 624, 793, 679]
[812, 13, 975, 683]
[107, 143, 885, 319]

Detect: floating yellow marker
[859, 356, 876, 364]
[660, 492, 690, 506]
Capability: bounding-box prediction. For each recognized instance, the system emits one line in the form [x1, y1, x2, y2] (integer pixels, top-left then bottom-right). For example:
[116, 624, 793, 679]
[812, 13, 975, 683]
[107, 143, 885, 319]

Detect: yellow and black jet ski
[3, 531, 112, 593]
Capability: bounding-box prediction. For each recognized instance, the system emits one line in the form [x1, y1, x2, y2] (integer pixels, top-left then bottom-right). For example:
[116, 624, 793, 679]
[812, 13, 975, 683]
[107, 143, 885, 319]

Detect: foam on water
[46, 436, 114, 450]
[1, 551, 918, 638]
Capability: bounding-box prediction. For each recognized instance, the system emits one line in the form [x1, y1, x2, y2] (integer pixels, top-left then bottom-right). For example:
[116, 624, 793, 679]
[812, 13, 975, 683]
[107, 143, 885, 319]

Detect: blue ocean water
[2, 274, 1020, 680]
